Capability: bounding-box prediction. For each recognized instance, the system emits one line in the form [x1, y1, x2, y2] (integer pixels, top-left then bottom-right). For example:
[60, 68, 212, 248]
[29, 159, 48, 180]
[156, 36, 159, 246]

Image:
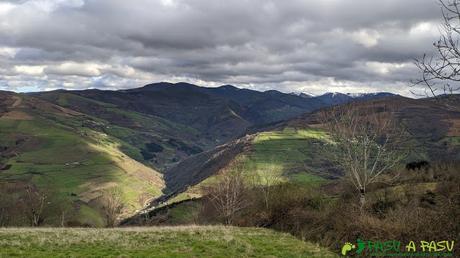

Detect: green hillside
[2, 90, 459, 227]
[142, 96, 460, 224]
[164, 127, 330, 206]
[242, 127, 330, 184]
[0, 226, 338, 257]
[34, 91, 211, 171]
[0, 93, 164, 226]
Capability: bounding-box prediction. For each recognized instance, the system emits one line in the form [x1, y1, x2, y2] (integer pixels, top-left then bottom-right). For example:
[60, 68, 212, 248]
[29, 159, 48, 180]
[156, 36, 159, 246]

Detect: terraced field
[0, 93, 164, 226]
[243, 127, 330, 184]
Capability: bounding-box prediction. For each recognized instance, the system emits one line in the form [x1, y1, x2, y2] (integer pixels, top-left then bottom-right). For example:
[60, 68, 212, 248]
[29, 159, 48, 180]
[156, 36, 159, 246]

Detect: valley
[1, 84, 459, 227]
[1, 83, 459, 256]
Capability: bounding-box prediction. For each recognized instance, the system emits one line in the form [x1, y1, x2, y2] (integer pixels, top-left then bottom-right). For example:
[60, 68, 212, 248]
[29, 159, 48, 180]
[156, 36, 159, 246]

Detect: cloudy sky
[0, 0, 443, 95]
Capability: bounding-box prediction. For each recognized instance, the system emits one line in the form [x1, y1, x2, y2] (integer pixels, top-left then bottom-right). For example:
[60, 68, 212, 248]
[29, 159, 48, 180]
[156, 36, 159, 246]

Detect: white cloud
[14, 65, 45, 75]
[365, 61, 407, 75]
[350, 29, 381, 48]
[0, 47, 18, 58]
[0, 2, 15, 16]
[409, 21, 439, 37]
[24, 0, 84, 13]
[160, 0, 177, 7]
[45, 62, 105, 77]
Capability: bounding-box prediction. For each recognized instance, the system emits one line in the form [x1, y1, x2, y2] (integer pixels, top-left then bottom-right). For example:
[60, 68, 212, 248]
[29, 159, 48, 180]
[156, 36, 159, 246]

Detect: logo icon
[356, 239, 366, 254]
[341, 239, 455, 256]
[341, 242, 356, 256]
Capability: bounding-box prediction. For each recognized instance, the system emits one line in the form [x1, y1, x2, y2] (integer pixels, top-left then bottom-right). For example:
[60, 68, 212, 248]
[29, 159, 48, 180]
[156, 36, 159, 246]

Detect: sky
[0, 0, 443, 96]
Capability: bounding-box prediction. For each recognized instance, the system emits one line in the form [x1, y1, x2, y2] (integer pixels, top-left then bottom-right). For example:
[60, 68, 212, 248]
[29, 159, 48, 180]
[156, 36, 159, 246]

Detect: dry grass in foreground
[0, 225, 337, 258]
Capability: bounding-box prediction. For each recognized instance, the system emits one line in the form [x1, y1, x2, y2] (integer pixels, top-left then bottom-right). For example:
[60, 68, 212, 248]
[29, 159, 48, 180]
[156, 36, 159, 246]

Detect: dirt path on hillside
[0, 96, 32, 120]
[11, 96, 22, 108]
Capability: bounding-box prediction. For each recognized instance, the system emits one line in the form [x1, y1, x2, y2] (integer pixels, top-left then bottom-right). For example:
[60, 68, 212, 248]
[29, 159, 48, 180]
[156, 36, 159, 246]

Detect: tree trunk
[359, 188, 366, 212]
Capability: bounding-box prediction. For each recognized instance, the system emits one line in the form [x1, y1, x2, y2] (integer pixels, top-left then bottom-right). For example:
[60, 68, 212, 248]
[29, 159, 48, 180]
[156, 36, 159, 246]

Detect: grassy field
[244, 127, 329, 185]
[0, 226, 337, 258]
[167, 127, 329, 205]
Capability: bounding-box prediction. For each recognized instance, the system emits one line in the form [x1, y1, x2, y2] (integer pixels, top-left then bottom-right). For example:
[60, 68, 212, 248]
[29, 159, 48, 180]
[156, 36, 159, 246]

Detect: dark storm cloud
[0, 0, 443, 95]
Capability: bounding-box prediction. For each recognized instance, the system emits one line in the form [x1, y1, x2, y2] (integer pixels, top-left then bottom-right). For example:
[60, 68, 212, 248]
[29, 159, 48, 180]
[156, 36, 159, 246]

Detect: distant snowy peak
[346, 92, 368, 98]
[317, 92, 396, 98]
[300, 93, 313, 98]
[322, 92, 349, 97]
[345, 92, 396, 98]
[314, 92, 397, 106]
[289, 92, 313, 98]
[289, 91, 397, 105]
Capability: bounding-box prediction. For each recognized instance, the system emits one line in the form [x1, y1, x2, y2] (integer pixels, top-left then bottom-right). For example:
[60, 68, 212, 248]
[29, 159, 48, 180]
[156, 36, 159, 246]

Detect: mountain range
[32, 82, 399, 170]
[4, 82, 438, 226]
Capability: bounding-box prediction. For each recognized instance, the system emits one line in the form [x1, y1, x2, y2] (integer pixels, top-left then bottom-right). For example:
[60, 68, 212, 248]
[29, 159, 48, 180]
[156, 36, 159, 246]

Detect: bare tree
[100, 189, 125, 227]
[59, 206, 71, 227]
[250, 161, 282, 210]
[204, 169, 248, 225]
[414, 0, 460, 98]
[22, 185, 48, 227]
[319, 104, 410, 210]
